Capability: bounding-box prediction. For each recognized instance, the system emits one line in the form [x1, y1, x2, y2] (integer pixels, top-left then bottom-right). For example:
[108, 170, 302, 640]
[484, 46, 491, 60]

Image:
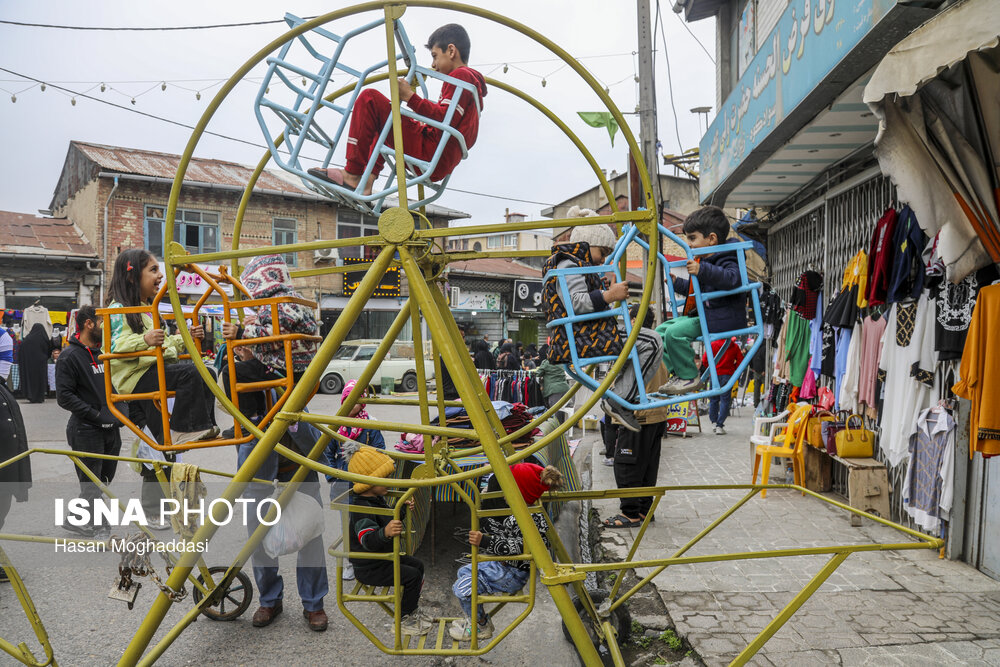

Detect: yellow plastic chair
[751, 403, 811, 498]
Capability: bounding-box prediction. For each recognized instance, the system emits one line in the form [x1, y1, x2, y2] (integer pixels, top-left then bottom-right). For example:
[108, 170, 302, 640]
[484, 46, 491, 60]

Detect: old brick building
[46, 142, 468, 332]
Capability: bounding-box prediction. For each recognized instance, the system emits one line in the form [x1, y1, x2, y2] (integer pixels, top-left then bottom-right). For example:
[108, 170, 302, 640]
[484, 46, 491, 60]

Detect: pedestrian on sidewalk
[701, 338, 744, 435]
[55, 306, 124, 537]
[604, 305, 669, 528]
[19, 323, 53, 403]
[536, 346, 570, 422]
[0, 326, 31, 582]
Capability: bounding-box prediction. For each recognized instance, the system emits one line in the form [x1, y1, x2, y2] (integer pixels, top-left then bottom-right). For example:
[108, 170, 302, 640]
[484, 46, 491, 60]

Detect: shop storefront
[762, 0, 1000, 579]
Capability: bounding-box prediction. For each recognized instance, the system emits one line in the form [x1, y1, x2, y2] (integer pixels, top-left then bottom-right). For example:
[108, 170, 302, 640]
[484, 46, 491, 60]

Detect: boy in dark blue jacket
[657, 206, 747, 394]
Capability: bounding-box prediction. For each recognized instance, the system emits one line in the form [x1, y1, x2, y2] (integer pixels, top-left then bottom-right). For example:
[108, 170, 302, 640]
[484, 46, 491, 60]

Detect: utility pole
[636, 0, 664, 323]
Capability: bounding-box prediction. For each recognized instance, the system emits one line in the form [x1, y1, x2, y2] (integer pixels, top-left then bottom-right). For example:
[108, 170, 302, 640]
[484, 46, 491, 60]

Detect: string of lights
[0, 66, 558, 208]
[0, 52, 639, 103]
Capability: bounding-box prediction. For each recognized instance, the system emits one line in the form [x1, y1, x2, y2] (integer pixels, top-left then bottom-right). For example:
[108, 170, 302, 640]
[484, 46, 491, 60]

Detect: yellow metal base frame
[0, 449, 942, 666]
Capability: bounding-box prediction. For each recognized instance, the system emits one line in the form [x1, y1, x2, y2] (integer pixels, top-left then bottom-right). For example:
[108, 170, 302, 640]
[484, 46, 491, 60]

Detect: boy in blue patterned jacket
[449, 463, 563, 642]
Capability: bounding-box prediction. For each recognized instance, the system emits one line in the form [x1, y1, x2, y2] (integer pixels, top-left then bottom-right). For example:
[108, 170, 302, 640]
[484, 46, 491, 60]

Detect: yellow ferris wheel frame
[101, 3, 943, 666]
[128, 2, 656, 665]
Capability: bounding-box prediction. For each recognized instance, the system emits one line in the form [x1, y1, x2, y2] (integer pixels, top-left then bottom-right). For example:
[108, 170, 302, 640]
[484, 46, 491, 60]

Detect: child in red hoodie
[310, 23, 486, 194]
[701, 338, 744, 435]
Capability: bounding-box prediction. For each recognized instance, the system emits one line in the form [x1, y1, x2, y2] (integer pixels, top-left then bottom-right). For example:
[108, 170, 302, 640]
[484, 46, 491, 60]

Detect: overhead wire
[655, 0, 685, 155]
[0, 18, 295, 30]
[0, 67, 556, 208]
[672, 11, 715, 64]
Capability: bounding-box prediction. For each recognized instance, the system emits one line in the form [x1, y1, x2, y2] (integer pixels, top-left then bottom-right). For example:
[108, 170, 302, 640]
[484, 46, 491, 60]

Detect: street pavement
[589, 402, 1000, 666]
[2, 395, 584, 667]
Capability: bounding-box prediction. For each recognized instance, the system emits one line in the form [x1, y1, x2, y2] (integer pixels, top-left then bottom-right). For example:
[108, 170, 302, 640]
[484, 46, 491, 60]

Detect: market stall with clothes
[761, 200, 999, 547]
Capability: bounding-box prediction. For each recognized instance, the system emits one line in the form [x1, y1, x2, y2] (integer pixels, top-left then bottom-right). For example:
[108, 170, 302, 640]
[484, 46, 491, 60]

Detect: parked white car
[319, 340, 435, 395]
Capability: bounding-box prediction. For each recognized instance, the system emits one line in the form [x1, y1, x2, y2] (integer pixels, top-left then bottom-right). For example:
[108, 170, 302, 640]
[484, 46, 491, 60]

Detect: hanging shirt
[838, 321, 863, 412]
[857, 314, 889, 409]
[952, 283, 1000, 458]
[902, 405, 955, 535]
[820, 321, 836, 379]
[833, 327, 852, 407]
[886, 205, 927, 304]
[790, 271, 823, 320]
[934, 265, 1000, 361]
[809, 291, 824, 376]
[866, 207, 899, 307]
[878, 294, 937, 466]
[785, 311, 811, 387]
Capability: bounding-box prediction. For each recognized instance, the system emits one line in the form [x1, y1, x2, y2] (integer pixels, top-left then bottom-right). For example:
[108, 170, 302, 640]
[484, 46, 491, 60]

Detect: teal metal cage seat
[255, 13, 482, 214]
[544, 222, 764, 410]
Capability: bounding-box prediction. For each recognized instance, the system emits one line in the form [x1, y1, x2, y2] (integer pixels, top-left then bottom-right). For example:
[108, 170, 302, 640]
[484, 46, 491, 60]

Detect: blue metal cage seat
[544, 222, 764, 410]
[255, 14, 483, 215]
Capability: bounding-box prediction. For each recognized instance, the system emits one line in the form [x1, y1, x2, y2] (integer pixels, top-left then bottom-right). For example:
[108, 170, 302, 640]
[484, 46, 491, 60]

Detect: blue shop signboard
[699, 0, 895, 200]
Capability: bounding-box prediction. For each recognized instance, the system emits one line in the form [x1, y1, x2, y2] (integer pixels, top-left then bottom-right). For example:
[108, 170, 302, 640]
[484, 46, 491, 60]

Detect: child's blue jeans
[453, 560, 530, 622]
[708, 374, 733, 427]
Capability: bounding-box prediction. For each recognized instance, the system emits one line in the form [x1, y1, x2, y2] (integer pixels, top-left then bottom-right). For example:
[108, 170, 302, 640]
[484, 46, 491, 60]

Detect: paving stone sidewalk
[588, 406, 1000, 666]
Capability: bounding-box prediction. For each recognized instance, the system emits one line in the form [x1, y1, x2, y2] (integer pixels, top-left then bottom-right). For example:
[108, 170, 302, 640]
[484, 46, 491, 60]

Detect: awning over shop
[865, 0, 1000, 281]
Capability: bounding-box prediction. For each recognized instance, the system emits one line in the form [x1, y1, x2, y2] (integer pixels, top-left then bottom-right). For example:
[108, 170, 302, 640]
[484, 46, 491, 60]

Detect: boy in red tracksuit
[701, 338, 744, 435]
[310, 23, 487, 194]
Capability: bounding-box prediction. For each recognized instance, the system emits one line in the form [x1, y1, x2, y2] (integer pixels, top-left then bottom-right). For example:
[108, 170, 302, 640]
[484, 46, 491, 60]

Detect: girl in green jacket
[107, 249, 218, 445]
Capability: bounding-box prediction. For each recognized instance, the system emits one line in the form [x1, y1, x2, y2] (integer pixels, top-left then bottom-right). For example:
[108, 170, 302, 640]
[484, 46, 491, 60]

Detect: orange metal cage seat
[96, 263, 322, 452]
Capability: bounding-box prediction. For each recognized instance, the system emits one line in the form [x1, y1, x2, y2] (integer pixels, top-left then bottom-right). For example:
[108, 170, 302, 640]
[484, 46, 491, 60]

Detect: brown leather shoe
[251, 602, 283, 627]
[304, 608, 328, 632]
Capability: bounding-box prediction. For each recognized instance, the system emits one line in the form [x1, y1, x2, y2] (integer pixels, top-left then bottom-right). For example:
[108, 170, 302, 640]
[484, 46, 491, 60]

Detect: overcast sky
[0, 1, 716, 227]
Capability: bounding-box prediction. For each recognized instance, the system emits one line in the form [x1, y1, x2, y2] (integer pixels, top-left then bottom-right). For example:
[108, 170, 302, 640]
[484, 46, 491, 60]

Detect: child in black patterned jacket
[448, 463, 564, 642]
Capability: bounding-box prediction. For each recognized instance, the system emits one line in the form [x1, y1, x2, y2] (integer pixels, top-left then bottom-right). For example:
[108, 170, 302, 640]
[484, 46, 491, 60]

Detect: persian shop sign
[699, 0, 894, 199]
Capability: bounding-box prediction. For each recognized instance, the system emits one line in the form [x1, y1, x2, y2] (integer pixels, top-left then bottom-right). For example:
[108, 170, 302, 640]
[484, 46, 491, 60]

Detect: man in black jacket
[55, 306, 122, 537]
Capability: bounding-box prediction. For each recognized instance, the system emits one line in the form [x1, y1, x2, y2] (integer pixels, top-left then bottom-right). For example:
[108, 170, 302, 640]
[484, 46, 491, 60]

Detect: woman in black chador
[18, 323, 53, 403]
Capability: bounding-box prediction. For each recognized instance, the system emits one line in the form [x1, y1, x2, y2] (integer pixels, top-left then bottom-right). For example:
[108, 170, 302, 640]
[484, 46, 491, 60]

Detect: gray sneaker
[662, 377, 702, 395]
[601, 399, 640, 432]
[715, 425, 726, 435]
[400, 608, 434, 636]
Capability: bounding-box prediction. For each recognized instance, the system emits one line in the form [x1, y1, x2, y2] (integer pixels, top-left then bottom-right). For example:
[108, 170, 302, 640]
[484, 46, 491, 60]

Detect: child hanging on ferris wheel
[542, 207, 664, 433]
[308, 23, 487, 194]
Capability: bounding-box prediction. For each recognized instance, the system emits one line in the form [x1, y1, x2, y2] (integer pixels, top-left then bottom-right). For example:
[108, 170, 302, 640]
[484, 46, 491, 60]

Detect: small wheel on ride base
[192, 566, 254, 621]
[320, 373, 344, 395]
[400, 371, 418, 393]
[561, 588, 631, 666]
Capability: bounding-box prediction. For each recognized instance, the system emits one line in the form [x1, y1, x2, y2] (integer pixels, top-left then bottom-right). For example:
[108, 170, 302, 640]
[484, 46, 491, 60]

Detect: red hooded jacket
[405, 66, 487, 180]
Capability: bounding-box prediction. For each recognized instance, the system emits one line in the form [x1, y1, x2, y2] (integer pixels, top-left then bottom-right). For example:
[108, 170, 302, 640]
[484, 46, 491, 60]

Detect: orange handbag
[807, 411, 835, 449]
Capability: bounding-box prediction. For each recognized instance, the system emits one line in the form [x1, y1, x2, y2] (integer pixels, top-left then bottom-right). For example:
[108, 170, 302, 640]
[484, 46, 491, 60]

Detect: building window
[473, 241, 482, 252]
[487, 235, 502, 249]
[273, 218, 297, 266]
[337, 209, 379, 259]
[504, 233, 517, 247]
[144, 205, 219, 259]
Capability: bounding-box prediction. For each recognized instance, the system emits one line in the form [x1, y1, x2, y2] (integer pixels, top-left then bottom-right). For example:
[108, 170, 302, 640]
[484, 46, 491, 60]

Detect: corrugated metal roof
[0, 210, 96, 257]
[447, 258, 542, 278]
[73, 141, 313, 195]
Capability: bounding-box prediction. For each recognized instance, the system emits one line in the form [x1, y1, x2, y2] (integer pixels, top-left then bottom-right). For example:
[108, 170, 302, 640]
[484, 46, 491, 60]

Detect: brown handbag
[835, 414, 875, 458]
[821, 410, 851, 455]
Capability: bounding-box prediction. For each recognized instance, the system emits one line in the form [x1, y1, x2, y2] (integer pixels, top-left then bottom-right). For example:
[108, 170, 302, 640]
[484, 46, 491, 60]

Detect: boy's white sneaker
[341, 562, 355, 580]
[714, 425, 726, 435]
[449, 617, 494, 642]
[400, 608, 434, 635]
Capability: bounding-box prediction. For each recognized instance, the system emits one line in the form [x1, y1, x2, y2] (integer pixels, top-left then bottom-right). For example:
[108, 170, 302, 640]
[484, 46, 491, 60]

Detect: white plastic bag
[261, 491, 325, 559]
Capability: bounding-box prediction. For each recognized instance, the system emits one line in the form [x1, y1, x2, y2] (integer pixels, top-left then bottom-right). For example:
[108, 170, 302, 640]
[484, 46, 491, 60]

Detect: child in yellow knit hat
[347, 446, 432, 636]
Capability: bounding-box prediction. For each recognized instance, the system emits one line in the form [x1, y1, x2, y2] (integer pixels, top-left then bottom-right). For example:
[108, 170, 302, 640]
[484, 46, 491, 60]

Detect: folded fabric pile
[433, 401, 541, 449]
